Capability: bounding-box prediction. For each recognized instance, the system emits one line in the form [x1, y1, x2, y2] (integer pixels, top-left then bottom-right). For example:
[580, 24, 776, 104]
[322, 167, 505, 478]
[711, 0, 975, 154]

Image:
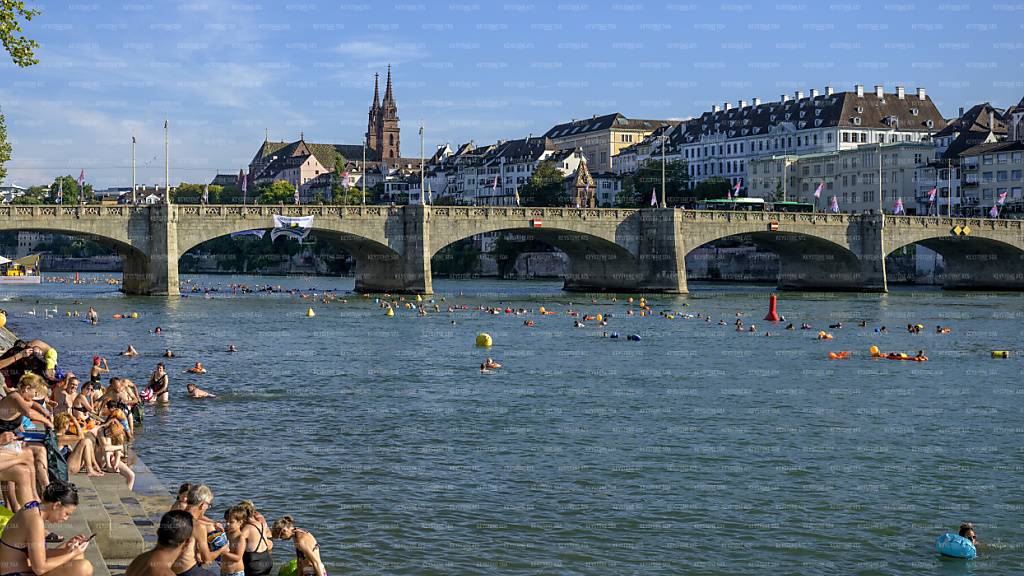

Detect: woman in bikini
[0, 374, 51, 509]
[52, 414, 103, 477]
[239, 501, 272, 576]
[0, 480, 92, 576]
[271, 517, 324, 576]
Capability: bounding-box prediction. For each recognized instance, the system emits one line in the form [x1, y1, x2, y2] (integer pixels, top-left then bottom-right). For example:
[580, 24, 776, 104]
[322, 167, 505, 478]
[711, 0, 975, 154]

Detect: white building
[678, 85, 945, 193]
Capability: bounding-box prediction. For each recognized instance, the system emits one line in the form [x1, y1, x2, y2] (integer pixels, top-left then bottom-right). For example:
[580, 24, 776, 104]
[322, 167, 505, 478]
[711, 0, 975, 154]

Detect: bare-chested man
[126, 510, 193, 576]
[171, 485, 225, 576]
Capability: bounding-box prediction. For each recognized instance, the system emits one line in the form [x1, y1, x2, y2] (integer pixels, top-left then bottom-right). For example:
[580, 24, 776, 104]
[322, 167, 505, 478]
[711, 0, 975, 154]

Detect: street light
[660, 132, 667, 208]
[362, 138, 366, 205]
[419, 123, 425, 205]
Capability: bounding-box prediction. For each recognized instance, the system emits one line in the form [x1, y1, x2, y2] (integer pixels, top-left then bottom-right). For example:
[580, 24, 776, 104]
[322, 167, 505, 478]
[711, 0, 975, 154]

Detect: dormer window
[852, 117, 862, 126]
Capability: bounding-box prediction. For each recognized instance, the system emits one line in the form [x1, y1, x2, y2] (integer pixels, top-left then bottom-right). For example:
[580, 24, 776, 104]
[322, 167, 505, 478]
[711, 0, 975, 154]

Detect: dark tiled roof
[960, 140, 1024, 157]
[544, 113, 676, 139]
[678, 90, 946, 144]
[481, 137, 555, 166]
[255, 140, 376, 174]
[209, 174, 237, 187]
[935, 103, 1008, 159]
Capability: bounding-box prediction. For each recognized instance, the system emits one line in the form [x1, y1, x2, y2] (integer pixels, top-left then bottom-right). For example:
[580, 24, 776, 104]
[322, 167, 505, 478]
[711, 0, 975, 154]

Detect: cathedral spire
[383, 64, 393, 103]
[372, 73, 380, 109]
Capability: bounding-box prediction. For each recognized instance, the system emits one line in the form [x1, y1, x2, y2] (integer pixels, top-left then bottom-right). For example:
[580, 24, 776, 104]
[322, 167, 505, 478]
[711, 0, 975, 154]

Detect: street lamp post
[419, 123, 425, 205]
[164, 119, 170, 205]
[660, 132, 667, 208]
[362, 138, 366, 205]
[131, 136, 136, 204]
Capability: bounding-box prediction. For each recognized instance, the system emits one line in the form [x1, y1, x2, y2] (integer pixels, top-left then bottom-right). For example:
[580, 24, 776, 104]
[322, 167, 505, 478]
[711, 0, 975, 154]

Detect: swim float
[936, 533, 976, 559]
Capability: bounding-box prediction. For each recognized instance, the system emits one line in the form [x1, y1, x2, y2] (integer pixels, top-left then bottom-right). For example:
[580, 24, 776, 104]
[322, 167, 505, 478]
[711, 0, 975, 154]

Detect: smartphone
[85, 533, 97, 542]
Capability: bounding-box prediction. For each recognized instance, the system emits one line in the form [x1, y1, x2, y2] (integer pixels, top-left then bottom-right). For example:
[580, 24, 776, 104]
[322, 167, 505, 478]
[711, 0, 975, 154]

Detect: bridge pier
[636, 208, 688, 293]
[121, 204, 180, 296]
[353, 205, 433, 295]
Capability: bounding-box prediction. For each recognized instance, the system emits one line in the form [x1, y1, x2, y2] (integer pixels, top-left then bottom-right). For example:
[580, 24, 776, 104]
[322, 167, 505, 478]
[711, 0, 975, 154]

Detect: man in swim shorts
[127, 511, 194, 576]
[172, 485, 225, 576]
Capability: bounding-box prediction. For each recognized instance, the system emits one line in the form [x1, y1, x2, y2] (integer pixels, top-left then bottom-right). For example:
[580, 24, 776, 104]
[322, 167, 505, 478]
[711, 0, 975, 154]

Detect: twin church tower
[366, 65, 400, 161]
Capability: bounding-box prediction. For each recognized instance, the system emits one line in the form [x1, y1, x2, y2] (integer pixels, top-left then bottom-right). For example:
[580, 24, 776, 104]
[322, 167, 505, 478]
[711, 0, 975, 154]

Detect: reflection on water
[3, 274, 1022, 575]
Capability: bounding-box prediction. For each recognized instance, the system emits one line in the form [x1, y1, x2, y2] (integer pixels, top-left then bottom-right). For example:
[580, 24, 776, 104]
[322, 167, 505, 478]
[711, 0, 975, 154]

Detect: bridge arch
[883, 217, 1024, 289]
[678, 211, 885, 291]
[0, 205, 155, 293]
[174, 205, 406, 293]
[428, 207, 649, 292]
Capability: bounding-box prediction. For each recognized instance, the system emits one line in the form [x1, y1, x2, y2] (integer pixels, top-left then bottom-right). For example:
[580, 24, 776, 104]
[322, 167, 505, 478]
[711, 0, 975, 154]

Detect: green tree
[0, 109, 10, 187]
[521, 160, 568, 206]
[172, 183, 223, 204]
[330, 152, 348, 202]
[34, 175, 92, 203]
[256, 180, 296, 204]
[692, 177, 732, 202]
[331, 186, 363, 205]
[0, 1, 40, 67]
[620, 159, 690, 207]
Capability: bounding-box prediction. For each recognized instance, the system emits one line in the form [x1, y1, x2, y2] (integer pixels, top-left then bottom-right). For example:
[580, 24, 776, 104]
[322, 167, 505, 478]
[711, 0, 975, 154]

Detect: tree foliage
[521, 160, 568, 206]
[619, 159, 689, 207]
[0, 1, 40, 68]
[255, 180, 296, 204]
[691, 177, 732, 202]
[0, 109, 10, 187]
[172, 183, 224, 204]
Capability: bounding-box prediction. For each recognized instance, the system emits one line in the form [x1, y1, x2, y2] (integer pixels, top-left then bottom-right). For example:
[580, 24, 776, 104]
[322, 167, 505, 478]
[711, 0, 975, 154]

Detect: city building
[566, 161, 596, 208]
[748, 141, 934, 214]
[543, 113, 676, 173]
[247, 68, 404, 202]
[679, 85, 945, 193]
[592, 172, 623, 207]
[0, 184, 27, 203]
[959, 140, 1024, 215]
[453, 137, 587, 206]
[1006, 96, 1024, 141]
[16, 231, 53, 257]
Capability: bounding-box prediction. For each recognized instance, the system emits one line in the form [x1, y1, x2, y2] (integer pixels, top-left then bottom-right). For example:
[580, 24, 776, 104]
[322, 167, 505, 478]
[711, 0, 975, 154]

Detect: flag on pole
[239, 169, 247, 204]
[726, 189, 732, 201]
[77, 170, 85, 204]
[202, 184, 209, 204]
[492, 174, 499, 191]
[56, 178, 63, 204]
[997, 190, 1008, 205]
[989, 204, 1000, 218]
[650, 188, 657, 207]
[813, 182, 825, 199]
[927, 187, 936, 203]
[513, 185, 521, 207]
[733, 180, 741, 195]
[893, 197, 904, 215]
[829, 196, 839, 213]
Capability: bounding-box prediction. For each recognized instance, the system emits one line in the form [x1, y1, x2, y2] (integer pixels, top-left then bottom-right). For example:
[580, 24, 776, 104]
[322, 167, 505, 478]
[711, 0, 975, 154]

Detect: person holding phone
[0, 480, 93, 576]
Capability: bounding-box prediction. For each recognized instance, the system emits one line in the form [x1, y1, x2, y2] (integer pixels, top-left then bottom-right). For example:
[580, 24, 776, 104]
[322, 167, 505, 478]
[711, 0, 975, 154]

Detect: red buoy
[764, 293, 780, 322]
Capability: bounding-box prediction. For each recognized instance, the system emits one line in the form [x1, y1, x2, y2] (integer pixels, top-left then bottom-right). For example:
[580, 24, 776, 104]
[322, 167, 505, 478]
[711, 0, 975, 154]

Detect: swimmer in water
[154, 326, 162, 334]
[120, 344, 139, 357]
[185, 362, 206, 374]
[226, 345, 237, 353]
[186, 383, 215, 399]
[958, 522, 978, 551]
[484, 358, 501, 370]
[479, 363, 491, 374]
[785, 323, 795, 330]
[163, 349, 175, 359]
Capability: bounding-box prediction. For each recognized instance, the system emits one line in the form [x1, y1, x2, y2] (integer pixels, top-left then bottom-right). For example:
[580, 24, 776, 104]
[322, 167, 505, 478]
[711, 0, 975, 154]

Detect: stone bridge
[1, 203, 1022, 295]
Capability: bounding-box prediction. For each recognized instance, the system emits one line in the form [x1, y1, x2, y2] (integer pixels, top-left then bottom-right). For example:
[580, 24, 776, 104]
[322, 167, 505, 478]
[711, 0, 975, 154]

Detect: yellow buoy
[596, 314, 603, 322]
[869, 345, 880, 357]
[385, 307, 394, 317]
[991, 350, 1010, 358]
[475, 333, 493, 347]
[130, 312, 139, 319]
[306, 308, 315, 317]
[0, 311, 6, 329]
[539, 306, 546, 314]
[416, 294, 422, 302]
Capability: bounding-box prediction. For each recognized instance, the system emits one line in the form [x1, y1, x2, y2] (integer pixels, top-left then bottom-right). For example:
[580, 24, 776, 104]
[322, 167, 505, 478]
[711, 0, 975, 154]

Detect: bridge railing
[884, 214, 1024, 230]
[0, 205, 146, 218]
[429, 206, 640, 220]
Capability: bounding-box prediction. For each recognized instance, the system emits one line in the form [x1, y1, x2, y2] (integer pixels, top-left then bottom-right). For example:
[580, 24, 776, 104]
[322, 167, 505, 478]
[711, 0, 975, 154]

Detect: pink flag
[927, 187, 936, 202]
[997, 190, 1008, 205]
[733, 180, 741, 194]
[893, 198, 904, 215]
[813, 182, 824, 199]
[492, 175, 499, 191]
[77, 170, 85, 186]
[726, 189, 732, 201]
[989, 204, 1000, 218]
[829, 196, 839, 213]
[650, 188, 657, 207]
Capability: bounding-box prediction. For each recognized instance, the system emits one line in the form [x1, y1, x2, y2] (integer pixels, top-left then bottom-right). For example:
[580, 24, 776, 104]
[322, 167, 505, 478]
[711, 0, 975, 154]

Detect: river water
[3, 275, 1022, 575]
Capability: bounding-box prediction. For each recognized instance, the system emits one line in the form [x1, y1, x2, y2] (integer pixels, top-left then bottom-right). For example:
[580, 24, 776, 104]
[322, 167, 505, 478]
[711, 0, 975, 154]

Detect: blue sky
[2, 0, 1022, 189]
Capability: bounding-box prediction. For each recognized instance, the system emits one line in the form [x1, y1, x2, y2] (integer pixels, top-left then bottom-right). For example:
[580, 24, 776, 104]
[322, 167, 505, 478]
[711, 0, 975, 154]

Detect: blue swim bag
[936, 533, 976, 559]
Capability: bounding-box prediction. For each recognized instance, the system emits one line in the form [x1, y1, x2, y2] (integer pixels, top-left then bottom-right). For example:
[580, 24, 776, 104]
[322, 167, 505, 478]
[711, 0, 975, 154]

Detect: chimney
[753, 97, 761, 106]
[896, 86, 905, 99]
[739, 100, 747, 108]
[916, 87, 926, 99]
[989, 111, 995, 130]
[855, 84, 864, 97]
[795, 91, 804, 100]
[959, 107, 964, 117]
[825, 86, 834, 96]
[810, 88, 819, 98]
[781, 94, 789, 103]
[712, 104, 720, 113]
[724, 101, 731, 110]
[874, 85, 884, 98]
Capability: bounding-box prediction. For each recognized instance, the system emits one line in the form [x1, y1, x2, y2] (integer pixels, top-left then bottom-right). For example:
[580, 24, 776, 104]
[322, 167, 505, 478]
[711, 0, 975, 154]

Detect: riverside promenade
[0, 326, 171, 576]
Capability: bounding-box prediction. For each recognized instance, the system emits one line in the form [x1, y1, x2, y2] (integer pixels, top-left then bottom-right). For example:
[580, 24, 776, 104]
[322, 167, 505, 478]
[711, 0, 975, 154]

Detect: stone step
[48, 501, 112, 576]
[71, 473, 147, 559]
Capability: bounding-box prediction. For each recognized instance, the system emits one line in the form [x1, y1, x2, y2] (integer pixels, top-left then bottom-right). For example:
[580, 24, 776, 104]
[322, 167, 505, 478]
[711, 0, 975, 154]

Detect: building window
[1012, 152, 1022, 163]
[997, 153, 1008, 164]
[983, 155, 993, 165]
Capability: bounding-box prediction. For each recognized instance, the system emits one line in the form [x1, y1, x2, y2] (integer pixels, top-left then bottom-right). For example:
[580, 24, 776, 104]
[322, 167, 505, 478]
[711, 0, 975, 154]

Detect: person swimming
[186, 383, 215, 399]
[185, 362, 206, 374]
[483, 358, 501, 370]
[120, 345, 139, 357]
[226, 345, 237, 353]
